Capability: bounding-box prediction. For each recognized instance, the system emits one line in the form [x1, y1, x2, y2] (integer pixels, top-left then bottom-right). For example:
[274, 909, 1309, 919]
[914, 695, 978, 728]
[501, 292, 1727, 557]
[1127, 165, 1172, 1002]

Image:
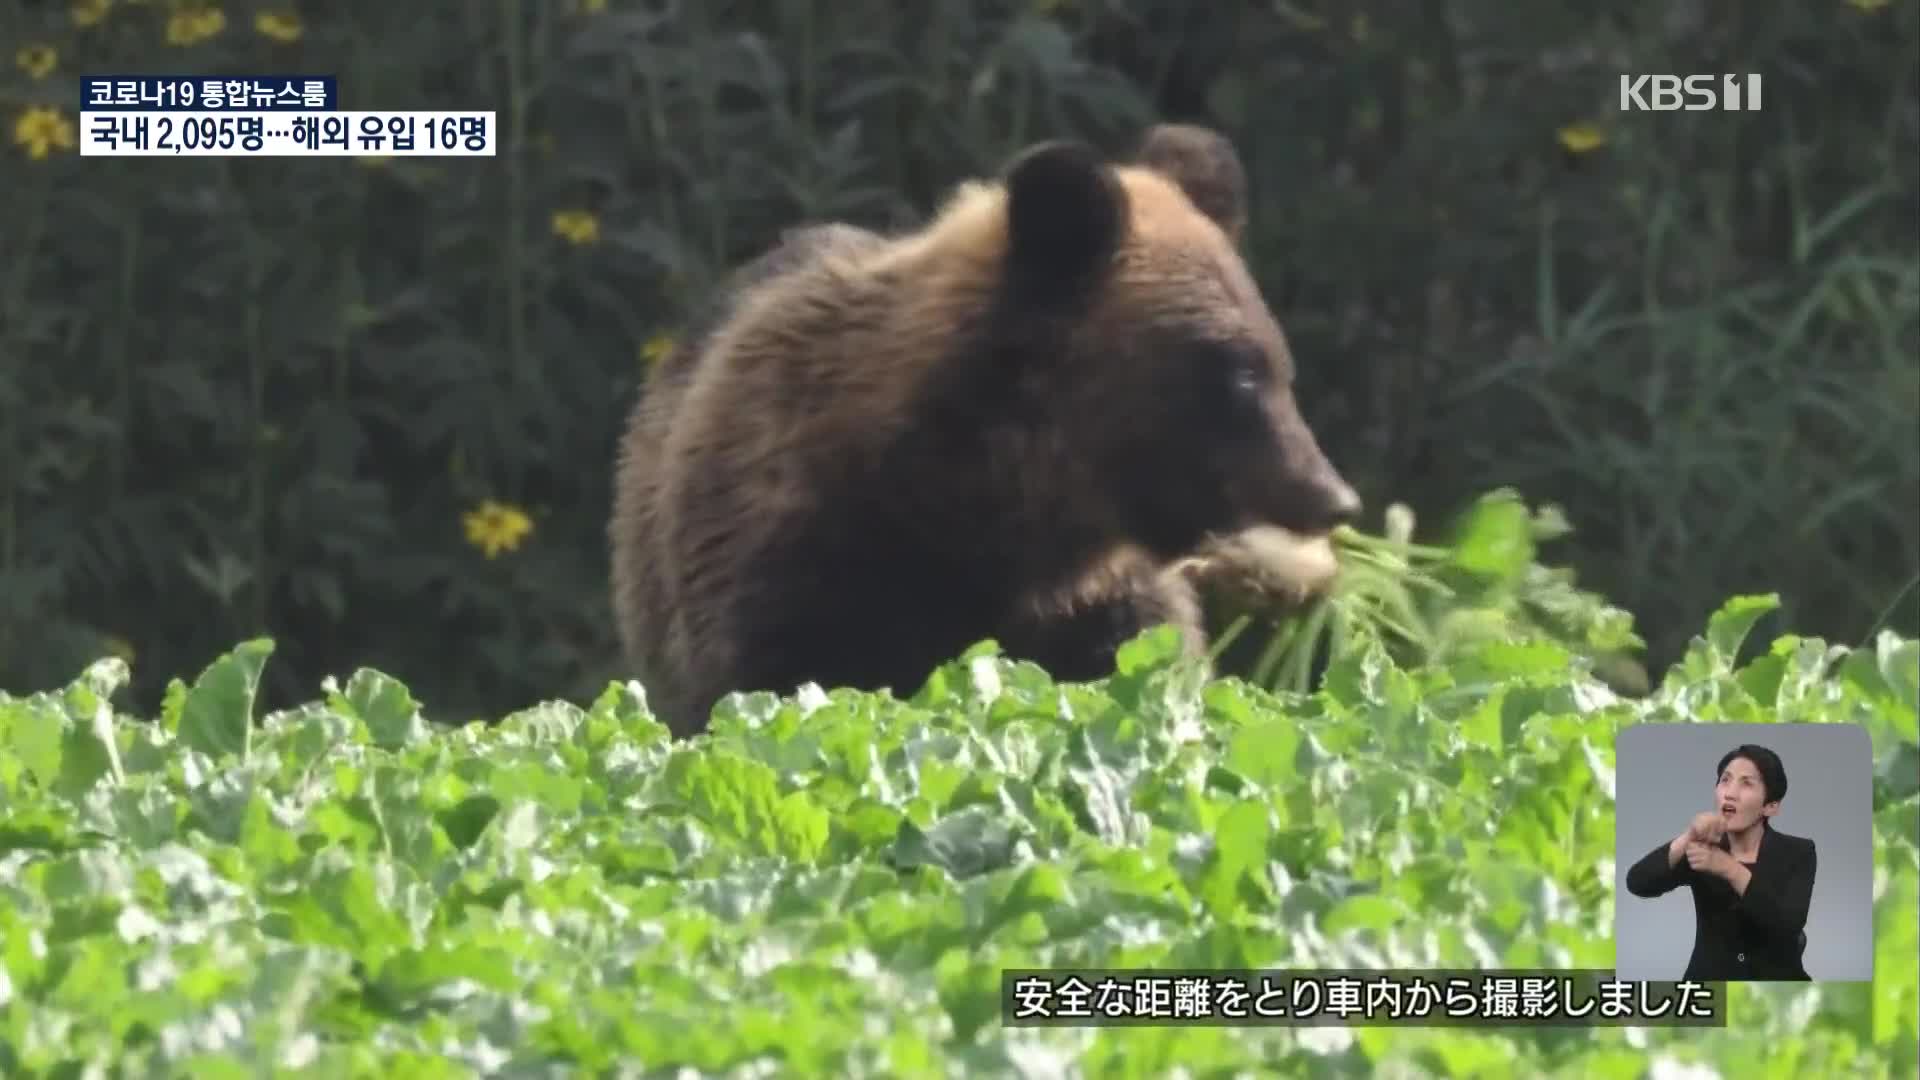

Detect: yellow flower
[463, 500, 533, 559]
[13, 107, 76, 160]
[104, 636, 136, 663]
[641, 332, 677, 367]
[71, 0, 111, 27]
[166, 8, 227, 47]
[1556, 122, 1606, 155]
[15, 45, 57, 81]
[1846, 0, 1888, 10]
[255, 11, 303, 42]
[551, 209, 600, 246]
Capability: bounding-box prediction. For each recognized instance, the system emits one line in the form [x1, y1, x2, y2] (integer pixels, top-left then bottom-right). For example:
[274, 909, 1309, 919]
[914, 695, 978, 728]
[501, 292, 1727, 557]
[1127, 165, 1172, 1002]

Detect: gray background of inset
[1614, 722, 1875, 982]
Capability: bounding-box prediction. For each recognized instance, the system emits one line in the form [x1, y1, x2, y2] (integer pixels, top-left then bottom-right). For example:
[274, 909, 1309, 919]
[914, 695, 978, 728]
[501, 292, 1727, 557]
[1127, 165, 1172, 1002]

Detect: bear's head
[987, 123, 1361, 560]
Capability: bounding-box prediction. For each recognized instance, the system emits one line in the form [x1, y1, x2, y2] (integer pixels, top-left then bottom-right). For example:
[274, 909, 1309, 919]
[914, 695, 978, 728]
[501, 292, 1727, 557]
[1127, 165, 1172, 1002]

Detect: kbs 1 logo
[1618, 74, 1763, 112]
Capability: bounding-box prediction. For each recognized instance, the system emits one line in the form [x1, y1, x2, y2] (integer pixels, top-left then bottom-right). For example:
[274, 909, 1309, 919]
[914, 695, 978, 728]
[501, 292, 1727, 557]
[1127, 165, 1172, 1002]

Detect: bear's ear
[1135, 123, 1248, 245]
[1001, 139, 1128, 290]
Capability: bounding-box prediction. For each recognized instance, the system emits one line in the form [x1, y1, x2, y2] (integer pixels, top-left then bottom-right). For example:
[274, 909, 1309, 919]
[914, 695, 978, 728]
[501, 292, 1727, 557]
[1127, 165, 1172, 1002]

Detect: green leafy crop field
[2, 592, 1915, 1077]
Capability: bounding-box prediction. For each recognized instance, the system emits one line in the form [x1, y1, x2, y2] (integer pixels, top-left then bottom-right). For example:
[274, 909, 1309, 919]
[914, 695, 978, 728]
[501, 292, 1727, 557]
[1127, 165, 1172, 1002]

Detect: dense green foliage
[3, 1, 1915, 721]
[2, 594, 1915, 1075]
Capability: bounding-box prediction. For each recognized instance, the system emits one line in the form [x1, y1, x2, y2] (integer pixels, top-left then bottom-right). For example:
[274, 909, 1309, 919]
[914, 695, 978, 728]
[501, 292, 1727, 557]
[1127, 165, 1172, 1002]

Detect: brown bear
[609, 123, 1361, 737]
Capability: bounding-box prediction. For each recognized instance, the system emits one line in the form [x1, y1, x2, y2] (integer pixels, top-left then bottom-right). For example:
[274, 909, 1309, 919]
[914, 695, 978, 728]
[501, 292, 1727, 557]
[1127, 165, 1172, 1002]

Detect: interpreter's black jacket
[1625, 824, 1816, 982]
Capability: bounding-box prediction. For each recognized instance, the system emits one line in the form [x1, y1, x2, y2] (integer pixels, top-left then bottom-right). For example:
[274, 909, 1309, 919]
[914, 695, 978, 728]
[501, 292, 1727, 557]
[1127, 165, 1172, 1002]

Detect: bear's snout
[1297, 473, 1362, 535]
[1260, 393, 1362, 536]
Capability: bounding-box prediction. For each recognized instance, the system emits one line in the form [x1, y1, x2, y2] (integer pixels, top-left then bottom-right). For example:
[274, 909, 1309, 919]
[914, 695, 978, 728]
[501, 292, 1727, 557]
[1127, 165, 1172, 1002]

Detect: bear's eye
[1222, 344, 1266, 397]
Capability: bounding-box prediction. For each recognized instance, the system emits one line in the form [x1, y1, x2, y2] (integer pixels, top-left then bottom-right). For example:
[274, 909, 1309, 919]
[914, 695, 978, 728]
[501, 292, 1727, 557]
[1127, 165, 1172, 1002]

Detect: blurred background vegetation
[2, 0, 1916, 722]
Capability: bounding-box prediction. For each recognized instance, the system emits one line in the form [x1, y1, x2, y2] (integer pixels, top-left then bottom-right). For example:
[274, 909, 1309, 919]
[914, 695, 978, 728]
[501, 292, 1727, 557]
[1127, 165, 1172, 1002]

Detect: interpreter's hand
[1684, 841, 1732, 878]
[1688, 810, 1726, 845]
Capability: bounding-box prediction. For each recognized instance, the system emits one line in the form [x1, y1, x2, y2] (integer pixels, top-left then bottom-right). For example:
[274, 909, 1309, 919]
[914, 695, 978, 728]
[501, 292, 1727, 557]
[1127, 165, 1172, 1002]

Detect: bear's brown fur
[609, 123, 1360, 736]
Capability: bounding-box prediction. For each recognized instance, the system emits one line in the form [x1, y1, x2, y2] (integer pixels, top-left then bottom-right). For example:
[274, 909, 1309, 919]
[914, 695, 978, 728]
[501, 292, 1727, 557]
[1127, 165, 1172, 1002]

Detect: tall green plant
[1210, 489, 1649, 698]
